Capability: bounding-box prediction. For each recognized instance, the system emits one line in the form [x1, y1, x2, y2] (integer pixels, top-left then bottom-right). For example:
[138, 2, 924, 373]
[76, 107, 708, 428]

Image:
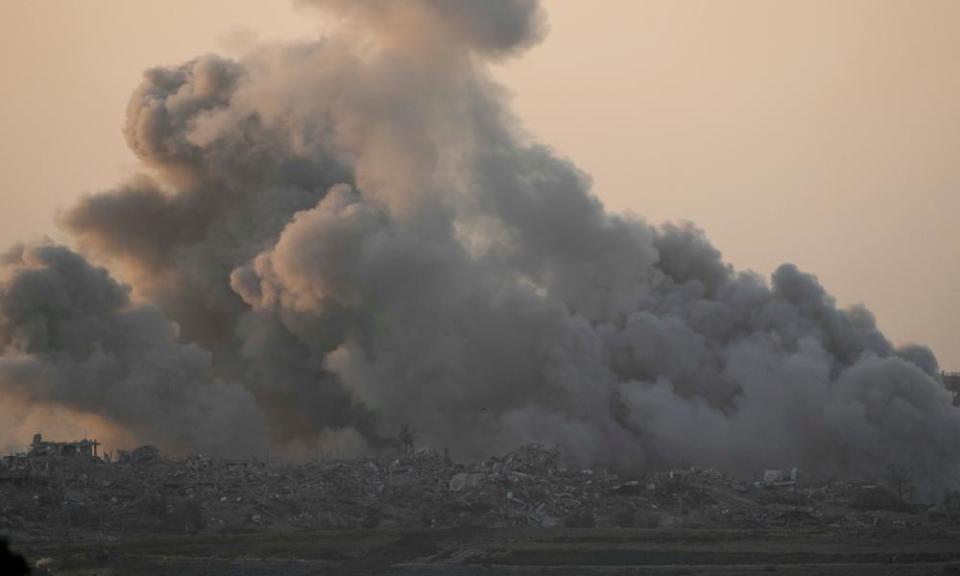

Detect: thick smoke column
[2, 0, 958, 490]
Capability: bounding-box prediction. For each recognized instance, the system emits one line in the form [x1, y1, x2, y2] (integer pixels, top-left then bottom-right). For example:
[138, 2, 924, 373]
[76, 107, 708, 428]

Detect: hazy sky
[1, 0, 957, 368]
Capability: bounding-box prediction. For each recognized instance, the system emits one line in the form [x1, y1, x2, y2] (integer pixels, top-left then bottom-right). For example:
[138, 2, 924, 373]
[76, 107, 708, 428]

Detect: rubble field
[3, 445, 960, 574]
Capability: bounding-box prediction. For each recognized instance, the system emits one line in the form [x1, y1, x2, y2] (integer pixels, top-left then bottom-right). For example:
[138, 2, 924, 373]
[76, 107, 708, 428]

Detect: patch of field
[13, 527, 960, 575]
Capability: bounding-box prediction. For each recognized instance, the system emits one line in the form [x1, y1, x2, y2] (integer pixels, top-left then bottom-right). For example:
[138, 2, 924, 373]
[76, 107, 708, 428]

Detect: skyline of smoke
[1, 0, 958, 491]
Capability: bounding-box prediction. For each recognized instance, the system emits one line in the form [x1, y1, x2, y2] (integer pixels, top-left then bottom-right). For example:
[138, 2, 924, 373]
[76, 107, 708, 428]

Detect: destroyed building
[116, 445, 159, 464]
[760, 468, 800, 487]
[27, 434, 100, 459]
[944, 371, 960, 405]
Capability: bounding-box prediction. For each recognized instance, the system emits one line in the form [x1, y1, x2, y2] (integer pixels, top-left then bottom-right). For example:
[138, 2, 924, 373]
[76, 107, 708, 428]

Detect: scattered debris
[1, 436, 953, 543]
[118, 445, 160, 465]
[760, 467, 799, 487]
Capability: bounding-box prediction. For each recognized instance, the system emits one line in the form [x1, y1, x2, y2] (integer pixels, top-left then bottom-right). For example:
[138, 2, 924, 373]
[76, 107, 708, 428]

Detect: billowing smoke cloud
[300, 0, 546, 57]
[4, 0, 958, 491]
[0, 244, 265, 456]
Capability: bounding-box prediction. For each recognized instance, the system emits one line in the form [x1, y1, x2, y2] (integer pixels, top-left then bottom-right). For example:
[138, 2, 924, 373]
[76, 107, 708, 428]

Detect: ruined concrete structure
[944, 372, 960, 406]
[116, 445, 159, 464]
[761, 468, 800, 487]
[28, 433, 100, 459]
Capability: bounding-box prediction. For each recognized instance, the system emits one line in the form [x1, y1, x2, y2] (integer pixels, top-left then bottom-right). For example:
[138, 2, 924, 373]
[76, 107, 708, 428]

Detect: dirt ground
[11, 526, 960, 576]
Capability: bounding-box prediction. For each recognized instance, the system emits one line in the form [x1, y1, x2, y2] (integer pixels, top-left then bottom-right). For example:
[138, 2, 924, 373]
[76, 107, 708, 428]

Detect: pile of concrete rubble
[2, 444, 959, 539]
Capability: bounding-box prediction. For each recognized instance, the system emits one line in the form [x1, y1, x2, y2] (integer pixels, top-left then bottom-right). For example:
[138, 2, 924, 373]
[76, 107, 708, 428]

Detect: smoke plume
[2, 0, 957, 490]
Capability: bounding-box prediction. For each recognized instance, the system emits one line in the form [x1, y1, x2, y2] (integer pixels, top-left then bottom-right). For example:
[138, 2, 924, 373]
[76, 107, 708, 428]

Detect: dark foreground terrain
[9, 526, 960, 575]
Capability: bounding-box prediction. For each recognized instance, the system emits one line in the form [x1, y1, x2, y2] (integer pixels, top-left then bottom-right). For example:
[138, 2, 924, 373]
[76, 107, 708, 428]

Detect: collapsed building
[760, 468, 800, 487]
[944, 371, 960, 406]
[27, 434, 100, 459]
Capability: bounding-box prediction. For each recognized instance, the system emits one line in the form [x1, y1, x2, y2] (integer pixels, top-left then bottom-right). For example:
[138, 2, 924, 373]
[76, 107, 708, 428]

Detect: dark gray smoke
[3, 0, 958, 491]
[299, 0, 547, 57]
[0, 243, 265, 456]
